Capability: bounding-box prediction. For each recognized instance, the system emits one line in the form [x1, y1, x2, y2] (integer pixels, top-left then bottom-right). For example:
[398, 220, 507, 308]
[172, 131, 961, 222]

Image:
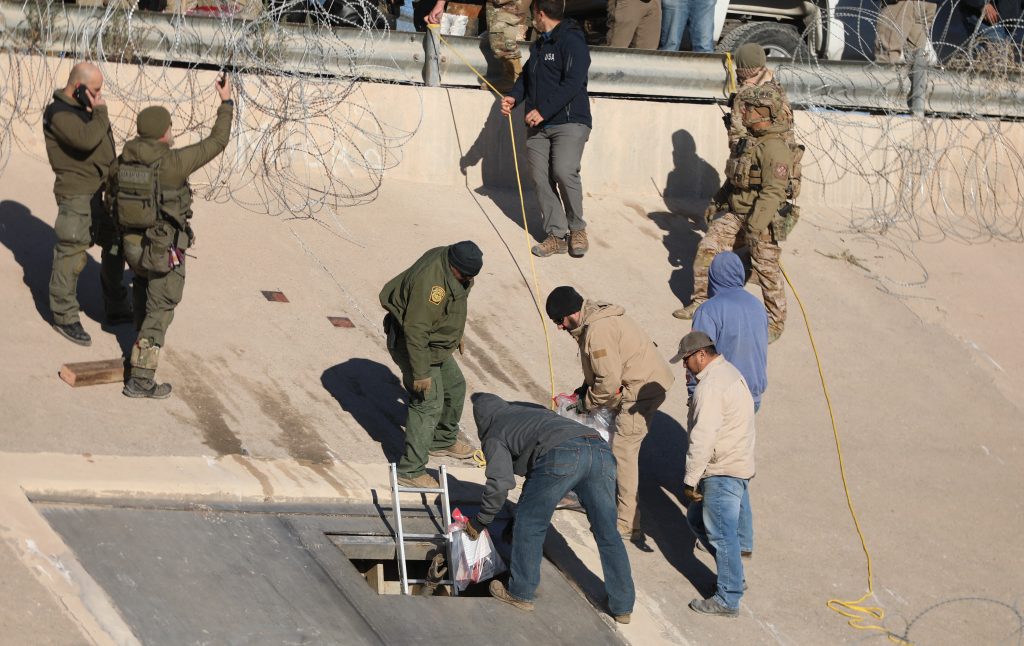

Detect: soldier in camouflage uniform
[109, 76, 234, 399]
[379, 241, 483, 489]
[43, 62, 132, 347]
[674, 84, 799, 343]
[486, 0, 530, 92]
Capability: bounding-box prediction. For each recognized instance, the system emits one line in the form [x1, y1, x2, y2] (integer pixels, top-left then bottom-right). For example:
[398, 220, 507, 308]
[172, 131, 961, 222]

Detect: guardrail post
[424, 27, 441, 87]
[909, 50, 927, 118]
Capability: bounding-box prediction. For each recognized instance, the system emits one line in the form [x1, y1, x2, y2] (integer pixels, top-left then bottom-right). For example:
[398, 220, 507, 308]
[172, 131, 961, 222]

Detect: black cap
[669, 330, 714, 364]
[448, 241, 483, 277]
[545, 286, 584, 321]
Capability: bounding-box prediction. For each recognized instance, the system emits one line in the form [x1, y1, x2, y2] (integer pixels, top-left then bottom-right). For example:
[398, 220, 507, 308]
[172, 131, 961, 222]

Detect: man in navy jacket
[501, 0, 593, 259]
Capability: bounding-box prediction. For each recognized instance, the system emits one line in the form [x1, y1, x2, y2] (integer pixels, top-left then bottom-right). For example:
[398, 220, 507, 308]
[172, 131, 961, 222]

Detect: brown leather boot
[429, 439, 475, 459]
[568, 229, 589, 257]
[531, 234, 568, 257]
[672, 301, 702, 320]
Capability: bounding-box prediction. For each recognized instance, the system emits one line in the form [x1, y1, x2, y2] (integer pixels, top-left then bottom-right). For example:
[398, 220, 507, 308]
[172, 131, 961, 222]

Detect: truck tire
[716, 21, 813, 62]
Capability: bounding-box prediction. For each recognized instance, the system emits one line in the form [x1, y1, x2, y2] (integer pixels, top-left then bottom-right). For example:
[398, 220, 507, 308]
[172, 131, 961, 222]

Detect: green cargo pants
[388, 342, 466, 478]
[123, 232, 186, 380]
[48, 191, 129, 325]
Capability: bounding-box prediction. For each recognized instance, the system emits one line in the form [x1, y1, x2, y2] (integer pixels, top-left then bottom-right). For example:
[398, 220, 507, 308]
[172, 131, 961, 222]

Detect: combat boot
[489, 580, 534, 611]
[122, 377, 172, 399]
[397, 472, 440, 489]
[768, 323, 784, 344]
[53, 321, 91, 346]
[672, 301, 703, 320]
[568, 229, 589, 257]
[429, 439, 475, 459]
[531, 234, 568, 257]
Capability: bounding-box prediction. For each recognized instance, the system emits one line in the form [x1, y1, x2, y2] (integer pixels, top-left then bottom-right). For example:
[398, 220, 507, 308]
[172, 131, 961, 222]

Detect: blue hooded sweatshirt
[691, 252, 768, 406]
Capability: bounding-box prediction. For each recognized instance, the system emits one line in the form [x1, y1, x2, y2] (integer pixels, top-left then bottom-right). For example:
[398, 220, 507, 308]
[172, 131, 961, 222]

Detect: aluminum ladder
[389, 463, 458, 596]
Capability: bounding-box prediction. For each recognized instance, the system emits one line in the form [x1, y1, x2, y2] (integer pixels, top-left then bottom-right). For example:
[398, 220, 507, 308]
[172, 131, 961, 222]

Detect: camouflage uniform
[687, 86, 799, 337]
[487, 0, 530, 91]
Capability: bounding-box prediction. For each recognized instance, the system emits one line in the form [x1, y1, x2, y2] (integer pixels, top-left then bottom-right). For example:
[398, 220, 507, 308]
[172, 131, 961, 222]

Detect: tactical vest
[727, 134, 804, 199]
[113, 153, 193, 232]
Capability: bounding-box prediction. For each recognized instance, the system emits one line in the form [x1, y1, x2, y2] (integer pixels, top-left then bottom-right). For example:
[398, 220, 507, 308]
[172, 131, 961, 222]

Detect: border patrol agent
[380, 241, 483, 489]
[675, 85, 799, 344]
[43, 61, 131, 346]
[109, 75, 234, 398]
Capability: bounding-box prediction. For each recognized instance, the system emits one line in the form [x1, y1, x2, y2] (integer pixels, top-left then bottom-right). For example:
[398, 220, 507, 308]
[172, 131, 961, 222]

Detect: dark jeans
[508, 435, 635, 615]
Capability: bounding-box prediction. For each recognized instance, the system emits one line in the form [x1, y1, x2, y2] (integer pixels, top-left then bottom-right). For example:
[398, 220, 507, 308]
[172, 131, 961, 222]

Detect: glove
[465, 516, 486, 541]
[412, 377, 432, 398]
[571, 398, 589, 415]
[703, 201, 720, 227]
[573, 382, 589, 401]
[683, 484, 703, 503]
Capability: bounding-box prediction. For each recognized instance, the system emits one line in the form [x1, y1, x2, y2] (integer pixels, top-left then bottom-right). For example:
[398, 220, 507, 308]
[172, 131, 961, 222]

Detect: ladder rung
[402, 532, 446, 540]
[406, 578, 456, 585]
[396, 486, 446, 494]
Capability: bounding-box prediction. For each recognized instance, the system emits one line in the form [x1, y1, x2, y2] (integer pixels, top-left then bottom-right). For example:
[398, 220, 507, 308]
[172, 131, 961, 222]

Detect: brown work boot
[397, 473, 440, 489]
[768, 323, 784, 344]
[568, 229, 589, 257]
[613, 613, 632, 624]
[672, 301, 702, 320]
[489, 580, 534, 611]
[531, 234, 568, 257]
[429, 439, 475, 459]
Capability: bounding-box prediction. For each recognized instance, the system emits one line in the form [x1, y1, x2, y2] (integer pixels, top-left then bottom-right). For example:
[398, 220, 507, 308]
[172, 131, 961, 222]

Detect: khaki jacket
[570, 300, 674, 410]
[684, 355, 756, 486]
[728, 133, 793, 234]
[42, 90, 116, 198]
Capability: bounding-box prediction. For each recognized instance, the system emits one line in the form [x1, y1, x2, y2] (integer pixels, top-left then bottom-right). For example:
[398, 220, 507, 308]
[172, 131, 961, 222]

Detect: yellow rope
[431, 25, 557, 411]
[781, 262, 910, 645]
[725, 52, 736, 95]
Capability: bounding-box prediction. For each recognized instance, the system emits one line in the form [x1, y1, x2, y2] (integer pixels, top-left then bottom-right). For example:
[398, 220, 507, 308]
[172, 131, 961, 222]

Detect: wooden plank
[59, 359, 125, 388]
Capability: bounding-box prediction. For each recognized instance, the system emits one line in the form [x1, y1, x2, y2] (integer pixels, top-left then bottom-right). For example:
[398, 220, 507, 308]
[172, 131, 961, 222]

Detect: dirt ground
[1, 109, 1022, 644]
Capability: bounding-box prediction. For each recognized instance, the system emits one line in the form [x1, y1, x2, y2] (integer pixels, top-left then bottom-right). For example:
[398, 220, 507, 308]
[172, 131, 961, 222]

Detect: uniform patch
[773, 163, 788, 179]
[593, 349, 608, 359]
[429, 285, 445, 305]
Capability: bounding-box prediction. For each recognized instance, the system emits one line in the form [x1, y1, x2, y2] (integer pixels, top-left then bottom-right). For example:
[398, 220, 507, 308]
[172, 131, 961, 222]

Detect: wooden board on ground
[59, 359, 125, 387]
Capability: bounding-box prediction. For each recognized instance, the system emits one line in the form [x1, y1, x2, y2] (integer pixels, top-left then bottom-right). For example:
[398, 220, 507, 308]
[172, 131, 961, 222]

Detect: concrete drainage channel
[32, 496, 623, 645]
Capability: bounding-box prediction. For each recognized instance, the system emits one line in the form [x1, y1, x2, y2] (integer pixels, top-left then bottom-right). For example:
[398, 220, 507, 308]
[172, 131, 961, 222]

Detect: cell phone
[73, 85, 90, 108]
[217, 72, 227, 88]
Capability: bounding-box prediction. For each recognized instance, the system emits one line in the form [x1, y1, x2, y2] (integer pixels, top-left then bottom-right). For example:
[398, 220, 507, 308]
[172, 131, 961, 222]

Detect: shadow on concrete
[648, 129, 722, 308]
[459, 102, 545, 242]
[321, 359, 408, 462]
[638, 409, 716, 596]
[0, 199, 135, 352]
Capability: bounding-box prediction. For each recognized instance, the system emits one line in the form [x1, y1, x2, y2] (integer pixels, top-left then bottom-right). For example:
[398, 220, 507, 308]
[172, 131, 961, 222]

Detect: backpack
[113, 158, 161, 230]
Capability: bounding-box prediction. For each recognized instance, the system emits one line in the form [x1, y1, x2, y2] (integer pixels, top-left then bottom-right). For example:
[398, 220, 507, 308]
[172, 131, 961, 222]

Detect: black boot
[123, 377, 172, 399]
[52, 322, 91, 346]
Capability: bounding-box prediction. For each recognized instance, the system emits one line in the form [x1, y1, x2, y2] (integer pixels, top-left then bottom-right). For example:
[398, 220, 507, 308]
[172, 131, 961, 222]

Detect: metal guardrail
[1, 2, 1022, 118]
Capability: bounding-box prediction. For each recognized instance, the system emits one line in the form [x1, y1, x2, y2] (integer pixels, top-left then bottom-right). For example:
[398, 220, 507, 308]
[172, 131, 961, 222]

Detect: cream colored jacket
[571, 300, 675, 410]
[684, 355, 756, 486]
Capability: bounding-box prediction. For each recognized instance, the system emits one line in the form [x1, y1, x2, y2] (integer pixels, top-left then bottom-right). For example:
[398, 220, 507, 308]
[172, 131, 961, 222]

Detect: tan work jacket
[684, 355, 756, 487]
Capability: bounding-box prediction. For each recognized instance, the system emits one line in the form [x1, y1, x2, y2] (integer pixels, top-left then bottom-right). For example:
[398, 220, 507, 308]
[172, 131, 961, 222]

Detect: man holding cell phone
[43, 61, 132, 346]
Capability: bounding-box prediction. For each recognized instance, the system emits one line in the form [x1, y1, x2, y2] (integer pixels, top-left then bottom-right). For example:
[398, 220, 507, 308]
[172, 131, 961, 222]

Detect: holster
[383, 313, 400, 351]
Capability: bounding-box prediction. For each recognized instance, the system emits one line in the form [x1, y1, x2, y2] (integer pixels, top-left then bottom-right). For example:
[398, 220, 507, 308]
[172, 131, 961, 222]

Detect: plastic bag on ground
[447, 508, 506, 592]
[553, 393, 616, 445]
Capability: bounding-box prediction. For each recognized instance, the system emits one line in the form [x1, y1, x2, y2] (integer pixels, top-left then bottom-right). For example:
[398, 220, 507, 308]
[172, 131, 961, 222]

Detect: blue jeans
[686, 476, 750, 609]
[508, 435, 635, 615]
[658, 0, 715, 52]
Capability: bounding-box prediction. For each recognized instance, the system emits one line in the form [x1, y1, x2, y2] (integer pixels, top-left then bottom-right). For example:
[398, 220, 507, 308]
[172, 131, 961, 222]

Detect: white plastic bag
[553, 393, 616, 445]
[440, 13, 469, 36]
[448, 527, 506, 592]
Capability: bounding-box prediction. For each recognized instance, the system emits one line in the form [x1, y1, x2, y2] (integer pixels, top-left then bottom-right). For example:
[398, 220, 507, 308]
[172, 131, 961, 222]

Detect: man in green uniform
[674, 85, 797, 343]
[379, 241, 483, 488]
[110, 75, 234, 398]
[43, 61, 131, 346]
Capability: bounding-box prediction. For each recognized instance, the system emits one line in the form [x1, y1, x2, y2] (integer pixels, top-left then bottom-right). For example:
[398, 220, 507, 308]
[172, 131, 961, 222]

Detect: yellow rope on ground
[431, 25, 558, 410]
[780, 262, 910, 645]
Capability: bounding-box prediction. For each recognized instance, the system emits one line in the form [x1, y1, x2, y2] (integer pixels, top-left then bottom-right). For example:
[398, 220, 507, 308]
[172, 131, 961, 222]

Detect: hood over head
[708, 251, 745, 297]
[472, 393, 509, 441]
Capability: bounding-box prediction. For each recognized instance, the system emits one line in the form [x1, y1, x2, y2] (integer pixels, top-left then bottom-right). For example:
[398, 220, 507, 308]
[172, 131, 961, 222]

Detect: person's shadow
[0, 199, 135, 354]
[649, 129, 722, 308]
[321, 358, 409, 462]
[459, 102, 545, 241]
[637, 409, 717, 596]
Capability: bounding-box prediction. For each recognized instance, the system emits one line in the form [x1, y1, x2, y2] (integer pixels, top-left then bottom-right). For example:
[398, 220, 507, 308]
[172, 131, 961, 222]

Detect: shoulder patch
[429, 285, 445, 305]
[592, 349, 608, 359]
[773, 163, 788, 179]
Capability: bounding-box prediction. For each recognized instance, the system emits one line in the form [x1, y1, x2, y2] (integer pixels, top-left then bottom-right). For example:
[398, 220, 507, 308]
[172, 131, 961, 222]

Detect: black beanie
[448, 241, 483, 277]
[545, 286, 584, 321]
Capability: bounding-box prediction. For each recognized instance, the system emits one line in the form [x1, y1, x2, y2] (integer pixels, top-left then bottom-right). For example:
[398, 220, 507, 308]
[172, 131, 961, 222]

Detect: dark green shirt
[43, 90, 116, 198]
[379, 246, 473, 379]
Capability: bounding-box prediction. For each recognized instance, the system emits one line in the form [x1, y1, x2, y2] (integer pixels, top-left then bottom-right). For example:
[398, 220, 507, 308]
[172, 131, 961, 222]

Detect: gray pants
[526, 123, 591, 238]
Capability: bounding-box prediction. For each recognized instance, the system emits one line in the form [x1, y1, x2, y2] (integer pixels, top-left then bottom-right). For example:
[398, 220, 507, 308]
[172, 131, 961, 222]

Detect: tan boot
[429, 439, 475, 459]
[397, 472, 440, 489]
[489, 580, 534, 611]
[768, 322, 784, 343]
[568, 229, 589, 257]
[672, 301, 702, 320]
[531, 234, 568, 257]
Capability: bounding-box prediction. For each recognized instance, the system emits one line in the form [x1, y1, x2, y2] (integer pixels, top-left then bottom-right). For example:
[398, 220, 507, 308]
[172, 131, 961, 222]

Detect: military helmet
[741, 84, 785, 130]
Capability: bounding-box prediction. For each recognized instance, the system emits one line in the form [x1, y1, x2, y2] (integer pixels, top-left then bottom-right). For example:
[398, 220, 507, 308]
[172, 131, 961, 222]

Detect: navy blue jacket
[508, 19, 592, 129]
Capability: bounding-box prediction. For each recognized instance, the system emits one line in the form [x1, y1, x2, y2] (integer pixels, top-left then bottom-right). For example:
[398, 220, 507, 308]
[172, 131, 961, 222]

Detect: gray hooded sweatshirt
[473, 393, 592, 525]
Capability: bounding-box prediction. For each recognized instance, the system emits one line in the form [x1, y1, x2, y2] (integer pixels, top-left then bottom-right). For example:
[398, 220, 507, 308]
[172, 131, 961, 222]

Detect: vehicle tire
[716, 20, 813, 62]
